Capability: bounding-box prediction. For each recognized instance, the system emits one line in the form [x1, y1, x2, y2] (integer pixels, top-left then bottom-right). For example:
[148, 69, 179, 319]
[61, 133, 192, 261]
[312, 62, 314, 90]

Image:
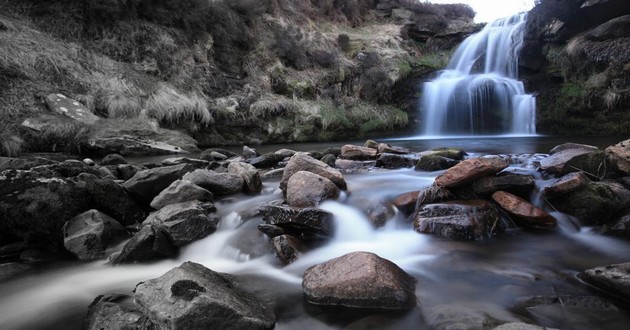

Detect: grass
[0, 127, 25, 157]
[144, 84, 212, 125]
[20, 117, 92, 154]
[94, 75, 144, 118]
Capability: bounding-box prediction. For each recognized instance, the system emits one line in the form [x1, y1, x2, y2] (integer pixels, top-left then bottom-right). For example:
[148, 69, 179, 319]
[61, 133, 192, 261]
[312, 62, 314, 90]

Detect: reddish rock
[543, 172, 589, 197]
[491, 191, 556, 228]
[286, 171, 340, 207]
[341, 145, 378, 160]
[393, 190, 421, 214]
[435, 157, 509, 188]
[606, 139, 630, 175]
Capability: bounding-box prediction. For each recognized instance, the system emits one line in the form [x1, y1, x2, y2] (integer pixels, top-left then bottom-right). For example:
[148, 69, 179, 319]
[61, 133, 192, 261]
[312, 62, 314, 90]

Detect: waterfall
[421, 13, 536, 136]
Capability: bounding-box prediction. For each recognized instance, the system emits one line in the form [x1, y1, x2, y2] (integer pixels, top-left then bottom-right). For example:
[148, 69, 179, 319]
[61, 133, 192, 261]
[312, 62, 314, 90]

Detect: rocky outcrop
[63, 209, 126, 260]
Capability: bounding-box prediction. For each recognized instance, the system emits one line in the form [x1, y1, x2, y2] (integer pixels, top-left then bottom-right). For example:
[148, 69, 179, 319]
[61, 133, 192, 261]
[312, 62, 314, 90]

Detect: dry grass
[0, 128, 25, 157]
[145, 84, 212, 125]
[94, 75, 144, 119]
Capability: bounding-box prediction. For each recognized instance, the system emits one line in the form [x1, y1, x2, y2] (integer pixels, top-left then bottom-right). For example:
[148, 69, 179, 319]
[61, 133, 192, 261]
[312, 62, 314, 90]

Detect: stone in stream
[491, 191, 556, 229]
[150, 179, 214, 210]
[349, 197, 397, 228]
[580, 262, 630, 300]
[112, 225, 178, 264]
[393, 190, 422, 215]
[377, 143, 410, 155]
[161, 157, 210, 169]
[302, 251, 416, 309]
[413, 200, 502, 240]
[376, 153, 415, 169]
[116, 163, 142, 181]
[63, 209, 126, 260]
[320, 153, 337, 167]
[134, 261, 275, 330]
[247, 153, 286, 168]
[271, 234, 304, 264]
[85, 294, 153, 330]
[424, 304, 516, 330]
[100, 153, 127, 166]
[143, 201, 219, 247]
[429, 147, 467, 160]
[198, 148, 238, 161]
[471, 172, 535, 198]
[542, 171, 589, 197]
[601, 214, 630, 238]
[280, 153, 347, 194]
[540, 143, 603, 175]
[228, 162, 262, 194]
[286, 171, 340, 208]
[435, 156, 509, 188]
[243, 145, 258, 159]
[259, 204, 334, 239]
[415, 154, 459, 171]
[341, 144, 378, 160]
[606, 139, 630, 175]
[492, 323, 558, 330]
[123, 164, 194, 205]
[182, 169, 244, 197]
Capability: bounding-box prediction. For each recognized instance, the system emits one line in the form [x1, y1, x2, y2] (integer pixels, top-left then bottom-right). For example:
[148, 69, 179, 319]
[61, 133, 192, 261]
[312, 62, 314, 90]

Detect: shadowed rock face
[580, 262, 630, 300]
[413, 200, 502, 240]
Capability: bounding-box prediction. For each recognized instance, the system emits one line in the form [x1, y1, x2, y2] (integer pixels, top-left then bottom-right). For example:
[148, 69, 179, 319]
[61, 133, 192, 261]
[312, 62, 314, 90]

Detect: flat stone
[491, 191, 556, 228]
[45, 93, 99, 124]
[543, 171, 589, 197]
[150, 179, 213, 210]
[580, 262, 630, 299]
[435, 157, 509, 188]
[413, 200, 501, 240]
[341, 145, 378, 160]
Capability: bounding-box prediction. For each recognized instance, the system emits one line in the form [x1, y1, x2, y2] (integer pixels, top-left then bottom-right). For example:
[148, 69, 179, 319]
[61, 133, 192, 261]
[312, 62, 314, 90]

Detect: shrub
[0, 127, 24, 157]
[337, 34, 351, 52]
[145, 84, 212, 125]
[276, 27, 310, 70]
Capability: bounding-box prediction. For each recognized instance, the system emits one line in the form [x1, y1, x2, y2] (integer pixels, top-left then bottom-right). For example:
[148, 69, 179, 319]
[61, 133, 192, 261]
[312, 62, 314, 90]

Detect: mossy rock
[416, 154, 459, 171]
[547, 181, 629, 225]
[431, 147, 467, 160]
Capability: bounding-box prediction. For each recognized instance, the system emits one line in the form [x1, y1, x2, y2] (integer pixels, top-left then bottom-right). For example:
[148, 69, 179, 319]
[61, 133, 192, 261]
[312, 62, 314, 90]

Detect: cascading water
[422, 13, 536, 136]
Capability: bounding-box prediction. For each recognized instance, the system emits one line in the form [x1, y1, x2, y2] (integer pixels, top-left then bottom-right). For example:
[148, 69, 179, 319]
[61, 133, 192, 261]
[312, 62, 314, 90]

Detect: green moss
[431, 147, 467, 160]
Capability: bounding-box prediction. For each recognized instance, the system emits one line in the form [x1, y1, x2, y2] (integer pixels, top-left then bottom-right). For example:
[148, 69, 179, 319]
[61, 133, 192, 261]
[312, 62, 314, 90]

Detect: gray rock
[540, 148, 602, 175]
[134, 261, 275, 330]
[182, 169, 244, 197]
[112, 225, 177, 264]
[341, 144, 378, 160]
[281, 153, 346, 194]
[602, 214, 630, 238]
[123, 164, 194, 205]
[63, 210, 126, 260]
[376, 153, 415, 169]
[493, 323, 558, 330]
[150, 179, 213, 210]
[424, 304, 510, 330]
[580, 262, 630, 299]
[243, 145, 258, 159]
[117, 164, 141, 181]
[247, 153, 286, 168]
[161, 157, 210, 169]
[377, 143, 410, 155]
[259, 204, 334, 239]
[271, 235, 304, 264]
[302, 251, 416, 309]
[143, 201, 219, 247]
[415, 154, 459, 171]
[85, 294, 153, 330]
[320, 154, 337, 167]
[286, 171, 340, 208]
[257, 224, 287, 238]
[101, 153, 127, 166]
[198, 148, 238, 161]
[472, 173, 535, 197]
[45, 93, 99, 124]
[413, 200, 502, 240]
[228, 162, 262, 194]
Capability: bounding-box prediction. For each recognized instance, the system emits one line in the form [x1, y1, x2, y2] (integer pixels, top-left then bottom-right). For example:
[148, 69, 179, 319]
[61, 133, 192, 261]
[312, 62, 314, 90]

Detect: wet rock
[491, 191, 556, 229]
[198, 148, 238, 161]
[100, 153, 127, 166]
[349, 197, 397, 228]
[182, 169, 244, 197]
[377, 143, 410, 155]
[435, 157, 509, 188]
[415, 154, 459, 171]
[63, 210, 126, 260]
[45, 93, 99, 124]
[116, 164, 142, 181]
[0, 263, 33, 281]
[247, 153, 286, 169]
[413, 200, 501, 240]
[112, 225, 177, 264]
[85, 294, 153, 330]
[302, 251, 416, 309]
[415, 184, 456, 207]
[341, 145, 378, 160]
[143, 201, 218, 247]
[162, 157, 210, 169]
[393, 190, 421, 215]
[243, 145, 258, 159]
[34, 159, 103, 178]
[320, 154, 337, 167]
[429, 147, 467, 160]
[540, 144, 603, 175]
[0, 156, 57, 172]
[281, 153, 346, 194]
[602, 214, 630, 238]
[424, 304, 509, 330]
[363, 140, 379, 149]
[286, 171, 340, 208]
[123, 164, 193, 205]
[335, 159, 366, 171]
[549, 143, 599, 155]
[259, 204, 334, 239]
[271, 235, 304, 264]
[150, 179, 214, 210]
[228, 162, 262, 194]
[275, 148, 297, 158]
[606, 139, 630, 175]
[261, 168, 284, 180]
[472, 173, 536, 197]
[543, 171, 589, 197]
[257, 224, 287, 238]
[134, 261, 275, 330]
[376, 153, 415, 169]
[580, 262, 630, 299]
[493, 322, 557, 330]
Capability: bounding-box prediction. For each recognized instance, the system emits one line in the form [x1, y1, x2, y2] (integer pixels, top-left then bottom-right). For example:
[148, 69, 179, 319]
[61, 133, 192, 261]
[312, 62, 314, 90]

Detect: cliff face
[521, 0, 630, 135]
[0, 0, 476, 155]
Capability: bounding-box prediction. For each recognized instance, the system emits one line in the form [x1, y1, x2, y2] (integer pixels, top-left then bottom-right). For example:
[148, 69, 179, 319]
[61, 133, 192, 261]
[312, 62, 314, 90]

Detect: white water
[422, 13, 536, 136]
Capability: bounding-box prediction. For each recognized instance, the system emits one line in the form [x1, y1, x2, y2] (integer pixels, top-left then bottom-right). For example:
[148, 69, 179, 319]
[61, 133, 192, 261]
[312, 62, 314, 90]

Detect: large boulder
[150, 179, 213, 210]
[259, 204, 334, 239]
[491, 191, 556, 229]
[413, 200, 501, 240]
[435, 157, 509, 188]
[606, 139, 630, 175]
[143, 201, 219, 247]
[471, 173, 535, 198]
[63, 209, 126, 260]
[100, 153, 127, 166]
[543, 171, 589, 197]
[580, 262, 630, 300]
[112, 225, 177, 264]
[280, 153, 346, 194]
[341, 145, 378, 160]
[123, 164, 194, 205]
[45, 93, 99, 125]
[286, 171, 340, 208]
[85, 294, 153, 330]
[376, 153, 415, 169]
[302, 251, 416, 309]
[134, 261, 275, 330]
[540, 144, 604, 175]
[415, 154, 459, 171]
[182, 169, 244, 197]
[228, 162, 262, 194]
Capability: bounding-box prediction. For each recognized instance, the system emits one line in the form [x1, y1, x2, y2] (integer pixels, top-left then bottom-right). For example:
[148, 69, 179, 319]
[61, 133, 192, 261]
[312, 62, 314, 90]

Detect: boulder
[286, 171, 340, 208]
[228, 162, 262, 194]
[123, 164, 193, 205]
[429, 147, 467, 160]
[150, 179, 214, 210]
[602, 214, 630, 238]
[247, 153, 286, 168]
[143, 201, 219, 247]
[377, 143, 410, 155]
[320, 154, 337, 167]
[243, 145, 258, 159]
[302, 251, 416, 309]
[363, 140, 379, 149]
[491, 191, 556, 229]
[471, 173, 535, 197]
[413, 200, 501, 240]
[585, 15, 630, 41]
[112, 225, 177, 264]
[198, 148, 238, 161]
[341, 145, 378, 160]
[415, 154, 459, 171]
[63, 210, 126, 260]
[393, 190, 421, 215]
[162, 157, 210, 169]
[376, 153, 415, 169]
[280, 153, 346, 193]
[543, 171, 589, 197]
[100, 154, 127, 166]
[540, 146, 603, 175]
[259, 204, 334, 239]
[606, 139, 630, 175]
[271, 235, 304, 264]
[134, 261, 275, 330]
[182, 169, 244, 197]
[580, 262, 630, 299]
[435, 157, 509, 188]
[45, 93, 99, 124]
[85, 294, 153, 330]
[349, 197, 397, 228]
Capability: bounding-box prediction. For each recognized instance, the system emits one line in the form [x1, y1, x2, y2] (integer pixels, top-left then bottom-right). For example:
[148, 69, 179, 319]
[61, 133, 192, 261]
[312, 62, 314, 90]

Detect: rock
[228, 162, 262, 194]
[198, 148, 238, 161]
[435, 157, 509, 188]
[580, 262, 630, 299]
[341, 145, 378, 160]
[349, 197, 397, 228]
[280, 153, 346, 194]
[35, 159, 102, 178]
[225, 228, 273, 260]
[182, 169, 244, 197]
[271, 235, 304, 264]
[549, 143, 599, 155]
[363, 140, 379, 149]
[335, 159, 366, 171]
[123, 164, 193, 205]
[585, 15, 630, 41]
[415, 184, 455, 207]
[257, 224, 287, 238]
[247, 153, 286, 168]
[150, 179, 214, 210]
[100, 153, 127, 165]
[143, 201, 219, 247]
[424, 304, 511, 330]
[89, 135, 193, 156]
[275, 148, 297, 158]
[491, 191, 556, 228]
[302, 251, 416, 309]
[415, 154, 459, 171]
[0, 156, 57, 172]
[543, 171, 589, 197]
[286, 171, 340, 208]
[606, 139, 630, 175]
[116, 164, 141, 181]
[85, 294, 153, 330]
[377, 143, 410, 155]
[243, 145, 258, 159]
[112, 225, 177, 264]
[493, 322, 557, 330]
[83, 158, 95, 166]
[413, 200, 501, 240]
[261, 168, 284, 180]
[429, 147, 467, 160]
[540, 147, 602, 175]
[259, 204, 334, 239]
[376, 153, 415, 169]
[162, 157, 210, 169]
[602, 214, 630, 238]
[63, 210, 126, 260]
[134, 261, 275, 330]
[45, 93, 99, 124]
[472, 173, 536, 197]
[320, 154, 337, 167]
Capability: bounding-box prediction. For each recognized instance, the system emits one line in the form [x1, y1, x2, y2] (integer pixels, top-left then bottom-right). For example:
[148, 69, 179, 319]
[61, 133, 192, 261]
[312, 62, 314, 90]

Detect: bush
[145, 84, 212, 125]
[0, 127, 24, 157]
[276, 27, 310, 70]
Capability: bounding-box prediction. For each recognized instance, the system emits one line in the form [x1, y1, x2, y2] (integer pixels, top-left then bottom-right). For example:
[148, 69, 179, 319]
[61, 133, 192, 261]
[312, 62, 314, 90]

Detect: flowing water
[1, 136, 629, 329]
[421, 13, 536, 136]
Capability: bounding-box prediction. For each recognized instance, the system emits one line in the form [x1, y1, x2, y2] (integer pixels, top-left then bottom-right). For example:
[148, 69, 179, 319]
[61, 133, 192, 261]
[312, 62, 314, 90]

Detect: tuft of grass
[22, 119, 92, 154]
[0, 127, 25, 157]
[145, 84, 212, 125]
[94, 75, 144, 119]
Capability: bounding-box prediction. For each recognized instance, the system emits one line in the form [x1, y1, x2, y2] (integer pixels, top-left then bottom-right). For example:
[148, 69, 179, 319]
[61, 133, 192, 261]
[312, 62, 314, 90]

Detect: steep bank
[0, 0, 477, 156]
[521, 0, 630, 135]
